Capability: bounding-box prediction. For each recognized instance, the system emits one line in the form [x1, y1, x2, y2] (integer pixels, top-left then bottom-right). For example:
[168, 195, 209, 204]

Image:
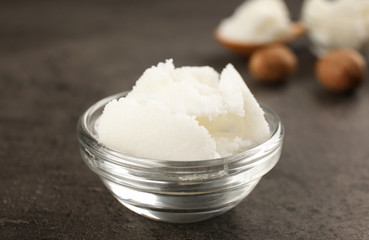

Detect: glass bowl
[306, 29, 369, 57]
[77, 91, 284, 223]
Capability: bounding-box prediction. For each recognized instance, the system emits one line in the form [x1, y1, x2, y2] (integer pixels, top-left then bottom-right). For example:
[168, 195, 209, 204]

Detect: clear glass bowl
[77, 91, 284, 223]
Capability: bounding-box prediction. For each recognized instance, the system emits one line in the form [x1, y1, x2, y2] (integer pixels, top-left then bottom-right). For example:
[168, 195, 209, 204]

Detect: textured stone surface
[1, 0, 368, 239]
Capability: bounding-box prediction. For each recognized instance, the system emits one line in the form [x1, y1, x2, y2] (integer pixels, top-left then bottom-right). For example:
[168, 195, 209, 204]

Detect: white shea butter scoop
[97, 60, 270, 160]
[216, 0, 305, 55]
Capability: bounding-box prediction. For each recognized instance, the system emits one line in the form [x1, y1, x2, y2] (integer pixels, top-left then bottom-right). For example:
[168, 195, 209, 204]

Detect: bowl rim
[77, 91, 284, 168]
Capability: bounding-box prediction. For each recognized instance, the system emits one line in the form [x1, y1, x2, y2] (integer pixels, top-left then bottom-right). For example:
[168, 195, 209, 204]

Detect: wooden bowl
[215, 22, 306, 56]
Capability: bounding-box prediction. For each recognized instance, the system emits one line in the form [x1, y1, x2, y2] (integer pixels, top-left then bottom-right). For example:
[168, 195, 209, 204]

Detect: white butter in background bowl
[218, 0, 293, 44]
[302, 0, 369, 56]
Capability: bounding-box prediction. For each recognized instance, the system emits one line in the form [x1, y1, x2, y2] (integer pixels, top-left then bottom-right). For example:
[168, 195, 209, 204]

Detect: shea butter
[218, 0, 292, 44]
[98, 60, 270, 161]
[302, 0, 369, 55]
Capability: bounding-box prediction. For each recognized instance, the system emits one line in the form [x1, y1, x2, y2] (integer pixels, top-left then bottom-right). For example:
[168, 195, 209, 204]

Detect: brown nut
[248, 44, 297, 83]
[316, 49, 366, 93]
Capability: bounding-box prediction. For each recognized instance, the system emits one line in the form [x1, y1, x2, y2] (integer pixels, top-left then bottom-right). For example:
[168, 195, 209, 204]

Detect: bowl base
[120, 200, 238, 223]
[103, 177, 261, 223]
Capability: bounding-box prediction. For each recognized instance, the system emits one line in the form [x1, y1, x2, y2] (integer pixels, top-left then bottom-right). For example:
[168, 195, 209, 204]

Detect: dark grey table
[1, 0, 368, 239]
